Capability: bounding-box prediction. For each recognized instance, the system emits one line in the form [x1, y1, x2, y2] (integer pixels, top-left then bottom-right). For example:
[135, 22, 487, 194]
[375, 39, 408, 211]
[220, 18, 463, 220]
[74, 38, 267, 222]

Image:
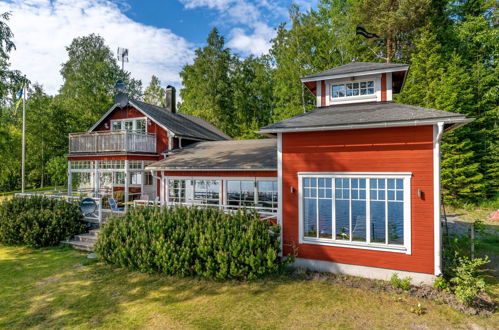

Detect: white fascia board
[144, 167, 278, 172]
[87, 104, 119, 132]
[300, 66, 410, 83]
[257, 117, 471, 134]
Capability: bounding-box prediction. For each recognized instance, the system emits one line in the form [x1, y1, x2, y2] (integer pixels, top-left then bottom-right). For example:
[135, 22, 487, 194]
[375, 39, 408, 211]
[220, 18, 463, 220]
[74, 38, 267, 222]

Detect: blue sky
[0, 0, 318, 94]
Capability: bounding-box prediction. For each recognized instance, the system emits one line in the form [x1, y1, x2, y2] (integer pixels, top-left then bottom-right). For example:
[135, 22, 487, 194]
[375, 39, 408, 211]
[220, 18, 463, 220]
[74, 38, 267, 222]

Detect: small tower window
[332, 80, 375, 99]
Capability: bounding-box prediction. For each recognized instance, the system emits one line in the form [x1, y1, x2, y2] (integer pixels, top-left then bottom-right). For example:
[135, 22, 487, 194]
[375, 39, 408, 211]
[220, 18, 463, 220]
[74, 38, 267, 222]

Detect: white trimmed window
[111, 118, 147, 133]
[331, 80, 375, 99]
[299, 173, 411, 253]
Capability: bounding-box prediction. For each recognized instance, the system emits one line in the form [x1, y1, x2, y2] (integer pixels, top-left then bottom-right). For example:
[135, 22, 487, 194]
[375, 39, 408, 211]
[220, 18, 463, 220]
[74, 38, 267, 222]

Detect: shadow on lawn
[0, 246, 288, 328]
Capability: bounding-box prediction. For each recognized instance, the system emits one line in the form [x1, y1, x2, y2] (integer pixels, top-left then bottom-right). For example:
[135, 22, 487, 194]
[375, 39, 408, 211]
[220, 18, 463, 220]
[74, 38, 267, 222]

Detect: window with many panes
[301, 173, 410, 252]
[331, 80, 375, 99]
[110, 118, 147, 133]
[193, 180, 220, 205]
[168, 179, 186, 203]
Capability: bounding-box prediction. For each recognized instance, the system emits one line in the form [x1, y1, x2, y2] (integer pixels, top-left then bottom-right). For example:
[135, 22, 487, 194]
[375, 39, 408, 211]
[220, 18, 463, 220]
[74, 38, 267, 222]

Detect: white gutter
[145, 167, 277, 172]
[257, 118, 473, 135]
[433, 122, 444, 276]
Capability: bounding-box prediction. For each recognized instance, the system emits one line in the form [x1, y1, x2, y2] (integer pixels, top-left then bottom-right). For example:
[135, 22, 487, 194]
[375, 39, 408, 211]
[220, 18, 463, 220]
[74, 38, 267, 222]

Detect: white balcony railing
[69, 131, 156, 154]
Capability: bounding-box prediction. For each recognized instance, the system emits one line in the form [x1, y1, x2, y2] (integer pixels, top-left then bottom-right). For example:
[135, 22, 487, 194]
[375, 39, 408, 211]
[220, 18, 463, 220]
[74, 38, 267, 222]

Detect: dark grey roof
[259, 102, 470, 133]
[302, 62, 409, 80]
[129, 99, 230, 140]
[146, 139, 277, 171]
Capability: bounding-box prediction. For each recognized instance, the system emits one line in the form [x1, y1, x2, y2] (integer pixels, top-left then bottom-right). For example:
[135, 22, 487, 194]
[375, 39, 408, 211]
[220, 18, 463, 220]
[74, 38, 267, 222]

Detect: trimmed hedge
[96, 206, 286, 280]
[0, 196, 85, 247]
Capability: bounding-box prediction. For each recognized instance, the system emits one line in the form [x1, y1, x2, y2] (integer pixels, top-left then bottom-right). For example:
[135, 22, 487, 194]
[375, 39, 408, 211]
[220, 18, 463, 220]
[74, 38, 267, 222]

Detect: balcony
[69, 131, 157, 154]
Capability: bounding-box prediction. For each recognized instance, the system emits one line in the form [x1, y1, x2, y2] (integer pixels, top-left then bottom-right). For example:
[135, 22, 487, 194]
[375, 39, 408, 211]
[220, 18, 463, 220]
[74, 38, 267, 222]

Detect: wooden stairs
[62, 228, 99, 251]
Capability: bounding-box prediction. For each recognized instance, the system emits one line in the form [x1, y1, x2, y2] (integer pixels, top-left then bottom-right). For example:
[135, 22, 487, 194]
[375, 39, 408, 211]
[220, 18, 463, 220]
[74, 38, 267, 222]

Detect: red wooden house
[68, 62, 472, 283]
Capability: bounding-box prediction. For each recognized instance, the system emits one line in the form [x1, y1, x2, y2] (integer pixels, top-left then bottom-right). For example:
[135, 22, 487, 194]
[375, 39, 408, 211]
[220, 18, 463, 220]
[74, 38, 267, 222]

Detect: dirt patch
[292, 269, 496, 317]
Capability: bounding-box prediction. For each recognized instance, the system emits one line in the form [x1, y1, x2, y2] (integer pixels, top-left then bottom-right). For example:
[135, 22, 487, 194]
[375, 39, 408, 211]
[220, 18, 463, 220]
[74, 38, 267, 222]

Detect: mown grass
[0, 245, 497, 329]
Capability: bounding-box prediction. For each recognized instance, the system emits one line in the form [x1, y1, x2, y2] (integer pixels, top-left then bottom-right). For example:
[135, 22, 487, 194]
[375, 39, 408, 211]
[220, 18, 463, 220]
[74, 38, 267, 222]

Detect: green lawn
[0, 246, 497, 329]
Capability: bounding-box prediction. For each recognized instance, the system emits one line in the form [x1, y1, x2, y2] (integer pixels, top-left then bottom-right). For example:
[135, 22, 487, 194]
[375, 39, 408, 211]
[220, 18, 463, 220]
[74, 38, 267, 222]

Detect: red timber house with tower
[67, 62, 472, 283]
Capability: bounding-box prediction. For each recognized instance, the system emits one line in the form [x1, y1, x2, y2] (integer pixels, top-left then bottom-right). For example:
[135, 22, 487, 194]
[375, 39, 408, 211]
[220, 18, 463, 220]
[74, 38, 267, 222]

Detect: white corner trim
[277, 133, 283, 256]
[433, 122, 444, 276]
[293, 258, 436, 285]
[316, 81, 322, 107]
[386, 72, 393, 101]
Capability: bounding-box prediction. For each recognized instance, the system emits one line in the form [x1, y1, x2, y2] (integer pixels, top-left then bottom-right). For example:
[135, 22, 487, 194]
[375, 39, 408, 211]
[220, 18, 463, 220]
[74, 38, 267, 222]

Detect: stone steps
[63, 229, 100, 251]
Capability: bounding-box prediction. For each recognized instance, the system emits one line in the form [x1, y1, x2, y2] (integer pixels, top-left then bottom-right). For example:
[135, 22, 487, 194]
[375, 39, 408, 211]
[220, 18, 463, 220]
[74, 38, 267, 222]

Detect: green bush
[96, 206, 287, 280]
[433, 276, 450, 292]
[390, 273, 411, 290]
[0, 196, 85, 247]
[450, 256, 489, 306]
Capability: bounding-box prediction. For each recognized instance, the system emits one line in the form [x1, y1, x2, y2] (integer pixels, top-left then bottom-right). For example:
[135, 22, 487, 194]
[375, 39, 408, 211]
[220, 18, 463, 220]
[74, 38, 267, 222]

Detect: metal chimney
[165, 85, 176, 113]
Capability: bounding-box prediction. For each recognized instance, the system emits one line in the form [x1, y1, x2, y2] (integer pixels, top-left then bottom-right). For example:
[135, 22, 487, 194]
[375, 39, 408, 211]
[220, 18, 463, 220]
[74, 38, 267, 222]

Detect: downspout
[434, 122, 444, 276]
[150, 170, 163, 205]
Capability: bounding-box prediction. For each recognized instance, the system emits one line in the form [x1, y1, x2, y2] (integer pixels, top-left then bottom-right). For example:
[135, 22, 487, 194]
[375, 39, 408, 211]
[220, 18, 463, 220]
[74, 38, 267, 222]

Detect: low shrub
[390, 273, 411, 290]
[450, 256, 490, 306]
[433, 276, 450, 292]
[0, 196, 85, 247]
[96, 206, 287, 280]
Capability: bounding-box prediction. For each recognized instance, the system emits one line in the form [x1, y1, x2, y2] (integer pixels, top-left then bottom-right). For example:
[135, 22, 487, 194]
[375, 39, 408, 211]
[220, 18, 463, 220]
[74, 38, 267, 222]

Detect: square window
[367, 81, 374, 88]
[353, 89, 359, 96]
[360, 82, 367, 88]
[353, 82, 359, 89]
[368, 88, 375, 94]
[360, 88, 367, 95]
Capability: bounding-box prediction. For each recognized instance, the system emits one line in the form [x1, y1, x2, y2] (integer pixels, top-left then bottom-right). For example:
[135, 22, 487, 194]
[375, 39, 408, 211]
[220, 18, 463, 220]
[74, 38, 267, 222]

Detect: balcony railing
[69, 131, 157, 154]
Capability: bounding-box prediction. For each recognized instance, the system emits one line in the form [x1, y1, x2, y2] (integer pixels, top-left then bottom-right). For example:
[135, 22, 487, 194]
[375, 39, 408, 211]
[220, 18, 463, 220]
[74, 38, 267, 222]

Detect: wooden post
[471, 222, 475, 259]
[124, 159, 129, 208]
[67, 161, 72, 196]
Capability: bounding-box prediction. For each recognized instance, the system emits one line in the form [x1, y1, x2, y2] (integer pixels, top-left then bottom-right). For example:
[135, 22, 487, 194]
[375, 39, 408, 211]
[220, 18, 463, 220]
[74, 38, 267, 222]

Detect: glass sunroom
[68, 160, 156, 202]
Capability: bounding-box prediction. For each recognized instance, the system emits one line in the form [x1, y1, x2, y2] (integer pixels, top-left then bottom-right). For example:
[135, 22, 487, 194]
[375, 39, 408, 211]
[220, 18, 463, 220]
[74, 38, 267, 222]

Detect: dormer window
[332, 80, 375, 99]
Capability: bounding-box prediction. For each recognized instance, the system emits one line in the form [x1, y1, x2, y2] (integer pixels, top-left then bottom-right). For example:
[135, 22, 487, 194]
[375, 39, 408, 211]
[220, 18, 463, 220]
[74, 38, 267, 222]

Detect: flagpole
[21, 82, 26, 193]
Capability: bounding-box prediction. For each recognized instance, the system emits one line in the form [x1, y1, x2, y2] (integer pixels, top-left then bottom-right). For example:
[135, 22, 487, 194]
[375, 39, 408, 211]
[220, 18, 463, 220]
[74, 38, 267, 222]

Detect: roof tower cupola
[301, 62, 409, 107]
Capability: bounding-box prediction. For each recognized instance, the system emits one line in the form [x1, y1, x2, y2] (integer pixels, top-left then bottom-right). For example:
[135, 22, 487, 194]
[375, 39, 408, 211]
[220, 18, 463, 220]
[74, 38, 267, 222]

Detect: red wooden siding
[321, 80, 326, 107]
[281, 125, 435, 274]
[381, 73, 387, 102]
[93, 106, 168, 154]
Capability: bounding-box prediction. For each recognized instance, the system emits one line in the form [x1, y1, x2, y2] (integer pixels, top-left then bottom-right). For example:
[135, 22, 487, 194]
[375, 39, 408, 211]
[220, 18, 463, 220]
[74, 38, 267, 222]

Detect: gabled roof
[89, 99, 230, 141]
[146, 139, 277, 171]
[258, 102, 472, 134]
[301, 62, 409, 82]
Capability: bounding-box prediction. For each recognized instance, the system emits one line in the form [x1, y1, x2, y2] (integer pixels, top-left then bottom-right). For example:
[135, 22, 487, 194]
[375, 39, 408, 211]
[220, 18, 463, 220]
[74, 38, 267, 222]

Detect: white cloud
[0, 0, 194, 94]
[180, 0, 284, 56]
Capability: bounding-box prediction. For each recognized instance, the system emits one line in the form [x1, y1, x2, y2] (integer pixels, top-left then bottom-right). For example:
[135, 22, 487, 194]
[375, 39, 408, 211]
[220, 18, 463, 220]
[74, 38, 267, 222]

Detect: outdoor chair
[108, 198, 124, 212]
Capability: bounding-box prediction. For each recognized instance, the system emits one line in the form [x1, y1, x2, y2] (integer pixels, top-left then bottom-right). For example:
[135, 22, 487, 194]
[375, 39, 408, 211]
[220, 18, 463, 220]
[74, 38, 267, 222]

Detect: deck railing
[69, 131, 156, 154]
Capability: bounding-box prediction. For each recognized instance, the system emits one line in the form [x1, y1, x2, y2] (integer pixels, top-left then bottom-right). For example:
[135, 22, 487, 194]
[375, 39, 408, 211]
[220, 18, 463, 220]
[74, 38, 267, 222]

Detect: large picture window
[111, 118, 147, 133]
[300, 173, 410, 253]
[193, 180, 220, 205]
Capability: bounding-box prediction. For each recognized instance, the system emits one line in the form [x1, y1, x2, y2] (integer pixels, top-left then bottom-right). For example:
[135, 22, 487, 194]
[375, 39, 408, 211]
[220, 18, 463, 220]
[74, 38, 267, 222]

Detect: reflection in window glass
[136, 119, 146, 133]
[168, 179, 186, 203]
[227, 180, 255, 206]
[301, 175, 406, 249]
[194, 180, 220, 205]
[257, 181, 278, 210]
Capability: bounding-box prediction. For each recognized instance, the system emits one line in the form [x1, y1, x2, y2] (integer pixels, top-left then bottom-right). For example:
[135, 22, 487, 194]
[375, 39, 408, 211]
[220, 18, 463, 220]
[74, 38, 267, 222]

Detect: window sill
[300, 237, 410, 255]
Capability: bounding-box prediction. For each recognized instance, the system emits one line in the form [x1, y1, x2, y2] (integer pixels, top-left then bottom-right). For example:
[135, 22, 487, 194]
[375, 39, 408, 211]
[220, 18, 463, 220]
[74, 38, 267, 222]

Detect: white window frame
[110, 117, 147, 133]
[298, 172, 412, 254]
[164, 176, 278, 211]
[326, 74, 380, 105]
